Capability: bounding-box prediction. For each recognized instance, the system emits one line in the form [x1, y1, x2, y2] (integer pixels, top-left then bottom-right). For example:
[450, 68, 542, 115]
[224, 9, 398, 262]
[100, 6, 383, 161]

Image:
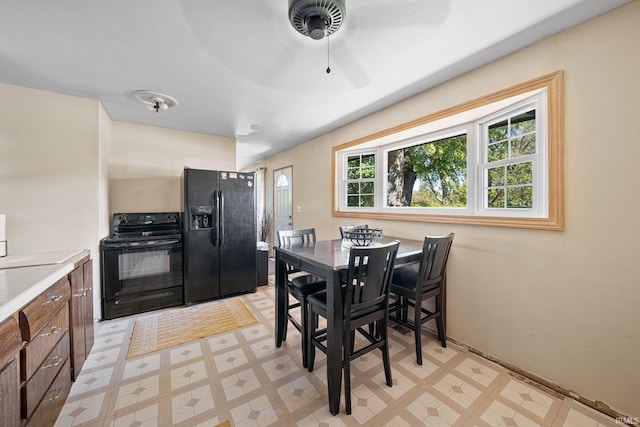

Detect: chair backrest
[339, 224, 369, 239]
[418, 233, 454, 288]
[277, 228, 316, 247]
[344, 241, 399, 316]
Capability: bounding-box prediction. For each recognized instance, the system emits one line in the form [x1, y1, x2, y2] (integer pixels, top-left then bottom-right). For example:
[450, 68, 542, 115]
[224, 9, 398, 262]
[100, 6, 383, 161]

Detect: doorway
[273, 166, 293, 238]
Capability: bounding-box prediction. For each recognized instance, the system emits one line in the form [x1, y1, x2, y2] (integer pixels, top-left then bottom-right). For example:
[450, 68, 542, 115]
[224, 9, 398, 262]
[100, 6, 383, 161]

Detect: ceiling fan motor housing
[288, 0, 346, 40]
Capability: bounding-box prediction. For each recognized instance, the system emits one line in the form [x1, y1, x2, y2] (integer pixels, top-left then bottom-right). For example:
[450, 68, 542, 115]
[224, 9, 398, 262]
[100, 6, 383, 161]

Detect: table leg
[275, 251, 286, 347]
[326, 270, 343, 415]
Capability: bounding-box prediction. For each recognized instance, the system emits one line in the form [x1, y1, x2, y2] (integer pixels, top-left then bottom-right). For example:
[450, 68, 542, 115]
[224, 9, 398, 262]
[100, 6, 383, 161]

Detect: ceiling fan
[283, 0, 449, 86]
[178, 1, 450, 90]
[288, 0, 346, 74]
[288, 0, 346, 41]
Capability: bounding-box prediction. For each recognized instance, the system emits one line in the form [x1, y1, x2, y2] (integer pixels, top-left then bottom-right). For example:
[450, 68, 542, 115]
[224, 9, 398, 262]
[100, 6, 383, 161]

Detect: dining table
[274, 236, 423, 415]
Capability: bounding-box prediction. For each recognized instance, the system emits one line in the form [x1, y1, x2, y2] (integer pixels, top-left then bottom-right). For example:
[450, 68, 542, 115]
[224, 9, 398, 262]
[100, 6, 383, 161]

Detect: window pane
[512, 134, 536, 157]
[487, 141, 508, 162]
[507, 162, 533, 185]
[346, 154, 376, 179]
[507, 186, 533, 208]
[484, 107, 538, 211]
[361, 181, 374, 193]
[347, 196, 360, 207]
[488, 119, 508, 142]
[361, 195, 374, 207]
[487, 109, 537, 162]
[488, 166, 505, 187]
[345, 153, 376, 208]
[347, 156, 360, 168]
[362, 166, 375, 179]
[387, 134, 467, 207]
[510, 110, 535, 136]
[362, 154, 375, 167]
[487, 188, 504, 208]
[347, 182, 360, 195]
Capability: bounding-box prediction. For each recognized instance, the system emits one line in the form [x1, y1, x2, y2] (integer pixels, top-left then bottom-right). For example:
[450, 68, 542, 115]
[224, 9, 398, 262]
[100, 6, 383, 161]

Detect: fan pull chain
[326, 36, 331, 74]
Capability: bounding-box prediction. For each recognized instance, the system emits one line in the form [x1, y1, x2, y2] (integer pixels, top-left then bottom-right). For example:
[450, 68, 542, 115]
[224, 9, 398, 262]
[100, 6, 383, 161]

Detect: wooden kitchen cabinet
[69, 257, 94, 381]
[0, 316, 21, 427]
[0, 359, 20, 427]
[19, 276, 71, 425]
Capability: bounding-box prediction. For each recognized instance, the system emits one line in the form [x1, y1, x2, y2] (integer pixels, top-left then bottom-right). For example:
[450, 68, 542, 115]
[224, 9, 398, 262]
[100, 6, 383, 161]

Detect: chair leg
[401, 297, 409, 323]
[414, 298, 423, 366]
[436, 294, 446, 348]
[283, 292, 289, 341]
[392, 294, 401, 320]
[435, 314, 446, 348]
[344, 334, 352, 415]
[306, 304, 316, 372]
[300, 296, 308, 368]
[381, 326, 392, 387]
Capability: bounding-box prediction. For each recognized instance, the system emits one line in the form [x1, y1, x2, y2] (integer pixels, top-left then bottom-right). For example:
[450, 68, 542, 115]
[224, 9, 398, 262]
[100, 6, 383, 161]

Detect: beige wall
[0, 86, 236, 321]
[109, 122, 236, 214]
[250, 2, 640, 416]
[0, 83, 109, 317]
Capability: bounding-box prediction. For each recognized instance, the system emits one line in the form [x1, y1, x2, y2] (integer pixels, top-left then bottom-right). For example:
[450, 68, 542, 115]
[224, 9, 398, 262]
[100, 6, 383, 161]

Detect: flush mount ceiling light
[288, 0, 346, 40]
[135, 90, 178, 113]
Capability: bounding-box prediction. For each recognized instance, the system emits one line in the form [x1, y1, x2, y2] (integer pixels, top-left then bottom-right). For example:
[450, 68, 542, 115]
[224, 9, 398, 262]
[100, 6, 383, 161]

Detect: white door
[273, 166, 293, 240]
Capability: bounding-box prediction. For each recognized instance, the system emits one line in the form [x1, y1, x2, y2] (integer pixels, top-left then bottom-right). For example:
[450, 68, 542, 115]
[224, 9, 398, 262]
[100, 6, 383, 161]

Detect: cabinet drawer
[0, 316, 21, 368]
[26, 358, 70, 427]
[21, 304, 69, 381]
[22, 331, 69, 419]
[19, 277, 71, 342]
[22, 333, 69, 418]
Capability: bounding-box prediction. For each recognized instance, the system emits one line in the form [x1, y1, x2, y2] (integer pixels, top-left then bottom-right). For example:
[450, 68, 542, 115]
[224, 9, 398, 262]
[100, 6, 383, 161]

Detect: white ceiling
[0, 0, 629, 169]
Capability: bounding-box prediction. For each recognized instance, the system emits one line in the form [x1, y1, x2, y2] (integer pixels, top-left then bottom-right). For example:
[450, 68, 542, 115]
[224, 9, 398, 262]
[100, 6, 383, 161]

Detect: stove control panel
[111, 212, 181, 237]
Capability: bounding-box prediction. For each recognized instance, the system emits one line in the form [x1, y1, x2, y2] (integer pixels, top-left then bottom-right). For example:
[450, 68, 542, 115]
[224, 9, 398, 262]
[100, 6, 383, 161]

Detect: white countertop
[0, 249, 83, 269]
[0, 249, 90, 322]
[0, 263, 74, 321]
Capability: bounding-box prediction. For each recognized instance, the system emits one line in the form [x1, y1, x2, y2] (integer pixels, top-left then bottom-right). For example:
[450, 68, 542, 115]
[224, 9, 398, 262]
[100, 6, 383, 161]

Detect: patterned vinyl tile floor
[54, 284, 619, 427]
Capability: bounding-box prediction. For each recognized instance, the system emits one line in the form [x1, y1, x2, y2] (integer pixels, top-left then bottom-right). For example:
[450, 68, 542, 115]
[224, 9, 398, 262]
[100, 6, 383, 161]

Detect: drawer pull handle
[40, 325, 62, 336]
[41, 356, 64, 370]
[42, 294, 63, 306]
[46, 388, 64, 402]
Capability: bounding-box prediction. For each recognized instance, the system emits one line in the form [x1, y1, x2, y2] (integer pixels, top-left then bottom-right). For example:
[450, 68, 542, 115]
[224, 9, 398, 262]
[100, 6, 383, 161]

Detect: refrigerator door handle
[212, 190, 218, 246]
[219, 190, 224, 246]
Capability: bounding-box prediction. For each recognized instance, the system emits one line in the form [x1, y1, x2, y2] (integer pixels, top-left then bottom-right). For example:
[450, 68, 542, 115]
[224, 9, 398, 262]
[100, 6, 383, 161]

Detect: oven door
[101, 238, 183, 319]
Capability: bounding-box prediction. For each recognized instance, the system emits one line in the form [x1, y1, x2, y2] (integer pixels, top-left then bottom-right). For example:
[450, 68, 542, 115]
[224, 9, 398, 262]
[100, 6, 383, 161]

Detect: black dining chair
[339, 224, 369, 239]
[306, 240, 399, 414]
[277, 228, 326, 367]
[389, 233, 454, 365]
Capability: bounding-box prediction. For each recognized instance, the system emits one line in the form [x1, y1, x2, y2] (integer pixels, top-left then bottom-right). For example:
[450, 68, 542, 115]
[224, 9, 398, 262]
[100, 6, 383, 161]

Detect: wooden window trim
[332, 71, 564, 230]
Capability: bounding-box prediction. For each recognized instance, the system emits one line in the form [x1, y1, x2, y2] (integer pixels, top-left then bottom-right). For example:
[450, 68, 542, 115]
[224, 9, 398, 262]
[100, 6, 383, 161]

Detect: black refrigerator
[182, 167, 257, 304]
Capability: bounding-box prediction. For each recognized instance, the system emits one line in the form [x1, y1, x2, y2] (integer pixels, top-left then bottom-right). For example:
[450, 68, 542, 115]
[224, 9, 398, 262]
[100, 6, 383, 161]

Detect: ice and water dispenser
[190, 205, 213, 230]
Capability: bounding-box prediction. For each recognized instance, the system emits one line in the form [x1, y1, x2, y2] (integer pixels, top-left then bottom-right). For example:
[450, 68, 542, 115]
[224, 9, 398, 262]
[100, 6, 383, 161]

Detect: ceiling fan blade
[331, 42, 370, 89]
[258, 44, 302, 87]
[350, 0, 450, 31]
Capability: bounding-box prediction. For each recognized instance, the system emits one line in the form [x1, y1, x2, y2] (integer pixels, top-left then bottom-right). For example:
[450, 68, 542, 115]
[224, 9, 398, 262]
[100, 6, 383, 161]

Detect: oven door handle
[103, 239, 180, 249]
[143, 239, 181, 248]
